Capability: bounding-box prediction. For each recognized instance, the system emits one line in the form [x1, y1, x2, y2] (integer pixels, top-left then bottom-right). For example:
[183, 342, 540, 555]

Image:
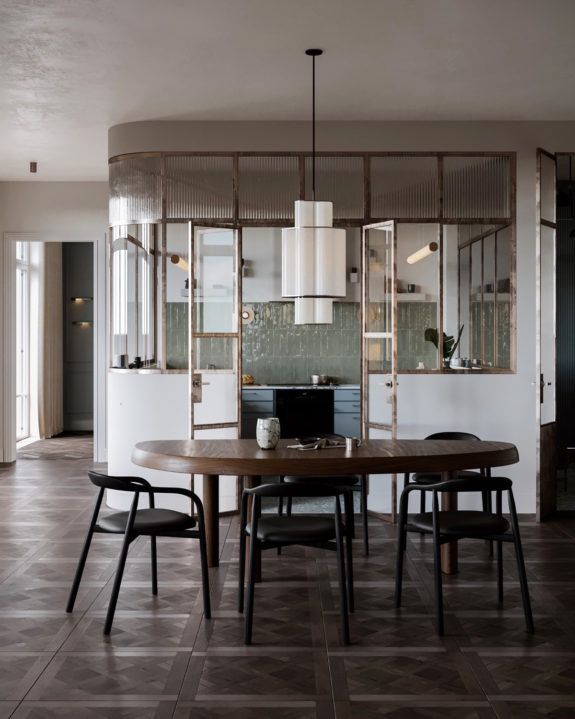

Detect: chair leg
[496, 541, 504, 604]
[360, 476, 369, 557]
[150, 536, 158, 596]
[395, 491, 408, 608]
[104, 531, 134, 635]
[66, 488, 104, 613]
[286, 496, 293, 516]
[335, 506, 351, 645]
[483, 491, 494, 557]
[197, 508, 211, 620]
[244, 536, 258, 645]
[238, 528, 246, 613]
[508, 492, 534, 634]
[420, 489, 426, 514]
[432, 492, 444, 636]
[344, 491, 355, 613]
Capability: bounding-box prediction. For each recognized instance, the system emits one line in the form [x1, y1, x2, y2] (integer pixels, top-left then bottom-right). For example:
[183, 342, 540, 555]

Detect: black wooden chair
[66, 471, 211, 635]
[395, 475, 534, 636]
[403, 432, 490, 513]
[238, 482, 354, 645]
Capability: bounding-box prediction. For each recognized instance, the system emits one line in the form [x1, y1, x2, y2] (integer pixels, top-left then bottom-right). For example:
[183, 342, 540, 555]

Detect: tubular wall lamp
[70, 297, 93, 303]
[406, 241, 439, 265]
[281, 49, 346, 324]
[170, 254, 189, 272]
[72, 321, 93, 327]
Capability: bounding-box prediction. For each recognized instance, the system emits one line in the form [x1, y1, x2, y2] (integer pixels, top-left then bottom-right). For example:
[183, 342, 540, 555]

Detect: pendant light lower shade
[282, 200, 346, 324]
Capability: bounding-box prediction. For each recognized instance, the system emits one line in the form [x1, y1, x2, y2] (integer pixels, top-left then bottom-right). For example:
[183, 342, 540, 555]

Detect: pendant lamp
[282, 49, 346, 324]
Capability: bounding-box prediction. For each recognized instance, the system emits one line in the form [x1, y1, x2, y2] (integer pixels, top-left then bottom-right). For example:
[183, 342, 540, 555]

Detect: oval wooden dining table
[132, 438, 519, 575]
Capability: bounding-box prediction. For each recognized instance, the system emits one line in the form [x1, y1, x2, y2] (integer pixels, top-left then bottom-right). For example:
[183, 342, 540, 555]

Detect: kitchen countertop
[242, 384, 360, 390]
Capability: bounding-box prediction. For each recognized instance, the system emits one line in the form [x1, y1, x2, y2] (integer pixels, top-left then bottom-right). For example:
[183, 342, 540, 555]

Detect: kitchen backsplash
[242, 302, 361, 384]
[166, 299, 509, 375]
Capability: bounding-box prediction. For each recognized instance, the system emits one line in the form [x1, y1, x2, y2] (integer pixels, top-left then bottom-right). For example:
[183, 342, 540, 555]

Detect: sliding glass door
[16, 242, 30, 441]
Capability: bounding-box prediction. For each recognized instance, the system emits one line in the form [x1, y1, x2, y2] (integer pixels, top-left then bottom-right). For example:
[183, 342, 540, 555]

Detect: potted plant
[424, 325, 464, 368]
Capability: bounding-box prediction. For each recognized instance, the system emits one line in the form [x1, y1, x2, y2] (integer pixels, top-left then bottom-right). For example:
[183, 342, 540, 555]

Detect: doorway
[14, 241, 94, 461]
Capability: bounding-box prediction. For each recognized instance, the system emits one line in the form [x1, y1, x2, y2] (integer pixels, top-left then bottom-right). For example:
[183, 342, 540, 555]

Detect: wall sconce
[349, 267, 359, 283]
[72, 321, 93, 327]
[70, 297, 93, 303]
[170, 254, 189, 272]
[406, 242, 438, 265]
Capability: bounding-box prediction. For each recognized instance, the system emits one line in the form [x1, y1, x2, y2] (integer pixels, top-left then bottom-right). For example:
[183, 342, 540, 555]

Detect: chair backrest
[245, 482, 348, 499]
[88, 471, 151, 493]
[425, 432, 480, 441]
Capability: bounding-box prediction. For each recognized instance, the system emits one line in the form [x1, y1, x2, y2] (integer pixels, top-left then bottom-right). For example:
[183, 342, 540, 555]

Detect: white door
[362, 221, 398, 520]
[190, 225, 241, 513]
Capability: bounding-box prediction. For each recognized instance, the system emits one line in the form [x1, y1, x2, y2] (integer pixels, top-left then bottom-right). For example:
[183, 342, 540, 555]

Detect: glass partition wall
[109, 151, 516, 376]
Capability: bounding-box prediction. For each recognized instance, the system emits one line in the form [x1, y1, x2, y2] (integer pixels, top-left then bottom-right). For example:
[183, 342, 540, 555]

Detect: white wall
[0, 181, 108, 462]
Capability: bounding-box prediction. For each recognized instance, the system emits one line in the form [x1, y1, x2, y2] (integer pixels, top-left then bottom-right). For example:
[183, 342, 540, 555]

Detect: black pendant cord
[312, 52, 316, 201]
[306, 49, 323, 202]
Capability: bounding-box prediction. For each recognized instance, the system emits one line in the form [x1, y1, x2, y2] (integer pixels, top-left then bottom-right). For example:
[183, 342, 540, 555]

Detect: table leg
[203, 474, 219, 568]
[243, 475, 262, 583]
[440, 471, 458, 575]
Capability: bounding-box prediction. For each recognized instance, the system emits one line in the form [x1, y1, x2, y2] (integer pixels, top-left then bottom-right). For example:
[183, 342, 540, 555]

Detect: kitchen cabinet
[241, 386, 360, 439]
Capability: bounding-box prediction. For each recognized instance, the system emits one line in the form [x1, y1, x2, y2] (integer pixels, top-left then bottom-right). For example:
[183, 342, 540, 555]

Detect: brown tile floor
[1, 452, 575, 718]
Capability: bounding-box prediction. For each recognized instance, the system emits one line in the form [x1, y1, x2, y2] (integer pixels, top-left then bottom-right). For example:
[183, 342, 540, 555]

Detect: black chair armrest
[146, 486, 205, 514]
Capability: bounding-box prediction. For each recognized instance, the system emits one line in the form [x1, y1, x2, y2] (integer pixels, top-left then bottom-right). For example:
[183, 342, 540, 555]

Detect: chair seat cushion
[409, 510, 509, 536]
[97, 508, 196, 534]
[246, 516, 336, 543]
[283, 475, 360, 487]
[411, 470, 482, 485]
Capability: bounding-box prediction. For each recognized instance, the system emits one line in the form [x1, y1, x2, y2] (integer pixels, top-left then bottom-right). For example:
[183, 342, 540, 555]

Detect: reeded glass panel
[166, 156, 234, 219]
[239, 156, 299, 220]
[109, 158, 162, 225]
[193, 227, 237, 334]
[540, 224, 556, 423]
[110, 224, 158, 367]
[539, 152, 556, 223]
[371, 156, 439, 218]
[166, 223, 190, 370]
[443, 156, 511, 219]
[396, 224, 440, 370]
[305, 156, 364, 218]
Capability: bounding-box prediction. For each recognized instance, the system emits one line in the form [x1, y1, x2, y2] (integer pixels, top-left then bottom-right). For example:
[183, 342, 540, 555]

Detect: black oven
[275, 389, 334, 439]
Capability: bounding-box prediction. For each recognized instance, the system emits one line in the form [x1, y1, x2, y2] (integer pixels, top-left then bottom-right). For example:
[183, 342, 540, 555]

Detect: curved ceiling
[1, 0, 575, 179]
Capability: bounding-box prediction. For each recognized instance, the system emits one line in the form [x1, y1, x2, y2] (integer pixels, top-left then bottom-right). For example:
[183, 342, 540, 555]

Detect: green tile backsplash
[242, 302, 361, 384]
[166, 300, 449, 375]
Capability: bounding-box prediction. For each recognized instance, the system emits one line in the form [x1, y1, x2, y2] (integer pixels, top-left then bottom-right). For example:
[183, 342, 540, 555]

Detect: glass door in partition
[536, 148, 557, 519]
[190, 225, 241, 515]
[362, 221, 398, 520]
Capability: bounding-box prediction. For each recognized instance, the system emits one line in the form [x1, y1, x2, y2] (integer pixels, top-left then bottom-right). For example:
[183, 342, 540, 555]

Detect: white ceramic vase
[256, 417, 280, 450]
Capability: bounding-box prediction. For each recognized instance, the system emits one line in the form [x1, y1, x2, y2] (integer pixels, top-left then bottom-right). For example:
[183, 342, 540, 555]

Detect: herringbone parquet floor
[1, 451, 575, 718]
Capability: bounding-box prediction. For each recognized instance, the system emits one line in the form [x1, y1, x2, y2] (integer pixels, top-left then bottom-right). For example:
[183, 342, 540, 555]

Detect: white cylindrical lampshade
[283, 200, 346, 324]
[294, 297, 333, 324]
[294, 200, 333, 228]
[314, 227, 346, 297]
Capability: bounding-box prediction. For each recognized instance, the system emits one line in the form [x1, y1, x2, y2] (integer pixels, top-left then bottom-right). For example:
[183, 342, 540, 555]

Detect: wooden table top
[132, 439, 519, 476]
